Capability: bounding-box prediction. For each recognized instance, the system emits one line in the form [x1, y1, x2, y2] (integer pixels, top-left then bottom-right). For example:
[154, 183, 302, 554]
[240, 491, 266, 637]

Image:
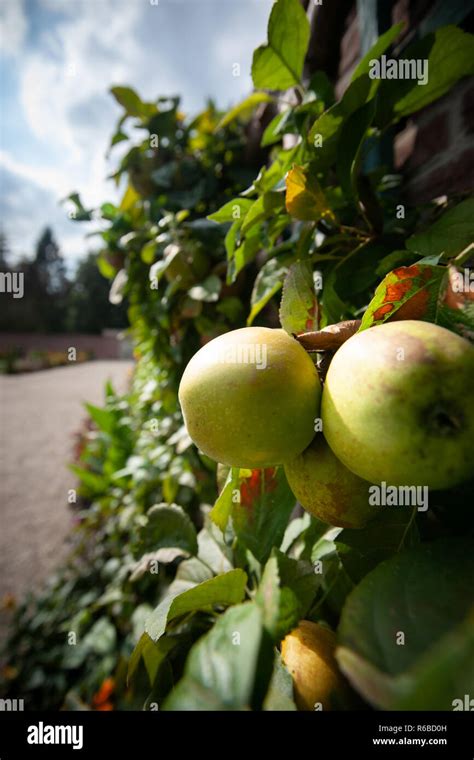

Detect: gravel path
[0, 360, 133, 643]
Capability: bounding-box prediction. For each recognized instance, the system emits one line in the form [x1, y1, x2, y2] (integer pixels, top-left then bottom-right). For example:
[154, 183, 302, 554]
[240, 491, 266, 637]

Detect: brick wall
[308, 0, 474, 204]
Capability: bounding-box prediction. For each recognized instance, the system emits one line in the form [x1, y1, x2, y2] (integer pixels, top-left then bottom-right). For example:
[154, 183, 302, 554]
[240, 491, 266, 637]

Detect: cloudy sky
[0, 0, 273, 265]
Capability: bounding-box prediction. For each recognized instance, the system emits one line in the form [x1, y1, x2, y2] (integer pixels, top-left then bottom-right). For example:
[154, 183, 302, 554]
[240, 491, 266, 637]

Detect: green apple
[281, 621, 348, 711]
[285, 435, 378, 528]
[322, 320, 474, 489]
[179, 327, 321, 468]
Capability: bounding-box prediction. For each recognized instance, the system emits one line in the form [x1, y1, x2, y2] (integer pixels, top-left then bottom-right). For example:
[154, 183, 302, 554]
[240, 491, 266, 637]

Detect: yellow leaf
[119, 183, 140, 212]
[285, 165, 335, 223]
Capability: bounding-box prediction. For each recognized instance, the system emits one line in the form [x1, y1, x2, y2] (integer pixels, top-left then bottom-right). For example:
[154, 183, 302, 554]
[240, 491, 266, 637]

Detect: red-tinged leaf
[279, 260, 319, 335]
[233, 467, 296, 564]
[285, 165, 335, 223]
[359, 264, 446, 329]
[360, 263, 474, 341]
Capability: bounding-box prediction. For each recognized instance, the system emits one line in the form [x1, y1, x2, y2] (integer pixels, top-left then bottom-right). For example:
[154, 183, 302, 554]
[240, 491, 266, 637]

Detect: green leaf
[272, 549, 319, 615]
[188, 274, 221, 303]
[279, 260, 318, 334]
[376, 26, 474, 126]
[163, 602, 265, 710]
[216, 297, 244, 322]
[140, 503, 198, 556]
[337, 615, 474, 711]
[241, 192, 285, 235]
[209, 467, 246, 531]
[128, 632, 176, 685]
[335, 647, 401, 709]
[336, 99, 376, 198]
[285, 165, 335, 222]
[336, 508, 419, 585]
[330, 239, 399, 302]
[141, 240, 156, 264]
[338, 537, 474, 677]
[83, 402, 116, 434]
[308, 74, 372, 170]
[280, 512, 312, 553]
[261, 109, 292, 147]
[254, 142, 303, 193]
[196, 517, 234, 575]
[82, 617, 116, 655]
[251, 0, 310, 90]
[216, 92, 274, 130]
[307, 70, 335, 106]
[110, 86, 148, 117]
[97, 252, 118, 279]
[146, 569, 247, 642]
[207, 198, 253, 224]
[69, 464, 108, 496]
[406, 199, 474, 259]
[394, 616, 474, 710]
[247, 258, 288, 326]
[224, 220, 242, 276]
[62, 192, 94, 222]
[229, 224, 261, 282]
[233, 468, 296, 564]
[256, 554, 300, 641]
[263, 653, 297, 710]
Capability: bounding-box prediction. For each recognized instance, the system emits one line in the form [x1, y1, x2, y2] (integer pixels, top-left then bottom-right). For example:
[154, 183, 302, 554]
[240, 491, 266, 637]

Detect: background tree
[65, 253, 128, 334]
[0, 229, 10, 268]
[28, 227, 70, 332]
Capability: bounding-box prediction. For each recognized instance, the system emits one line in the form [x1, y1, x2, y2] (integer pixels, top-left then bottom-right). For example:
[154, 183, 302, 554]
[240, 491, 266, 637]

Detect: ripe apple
[179, 327, 321, 468]
[322, 320, 474, 489]
[281, 621, 348, 710]
[284, 435, 378, 528]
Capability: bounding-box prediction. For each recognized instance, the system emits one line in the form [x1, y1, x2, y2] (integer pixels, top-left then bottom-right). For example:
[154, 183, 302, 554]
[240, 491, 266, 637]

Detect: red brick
[407, 110, 450, 171]
[394, 122, 418, 169]
[392, 0, 411, 48]
[406, 148, 474, 203]
[339, 15, 360, 75]
[392, 0, 409, 27]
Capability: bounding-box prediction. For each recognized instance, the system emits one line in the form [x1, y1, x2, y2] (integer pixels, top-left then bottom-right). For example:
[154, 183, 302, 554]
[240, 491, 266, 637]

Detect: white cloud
[0, 0, 27, 56]
[2, 0, 274, 263]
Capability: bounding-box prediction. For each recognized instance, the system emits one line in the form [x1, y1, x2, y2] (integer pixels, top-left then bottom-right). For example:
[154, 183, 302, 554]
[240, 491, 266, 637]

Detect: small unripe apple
[284, 435, 378, 528]
[281, 621, 347, 711]
[322, 320, 474, 489]
[179, 327, 321, 468]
